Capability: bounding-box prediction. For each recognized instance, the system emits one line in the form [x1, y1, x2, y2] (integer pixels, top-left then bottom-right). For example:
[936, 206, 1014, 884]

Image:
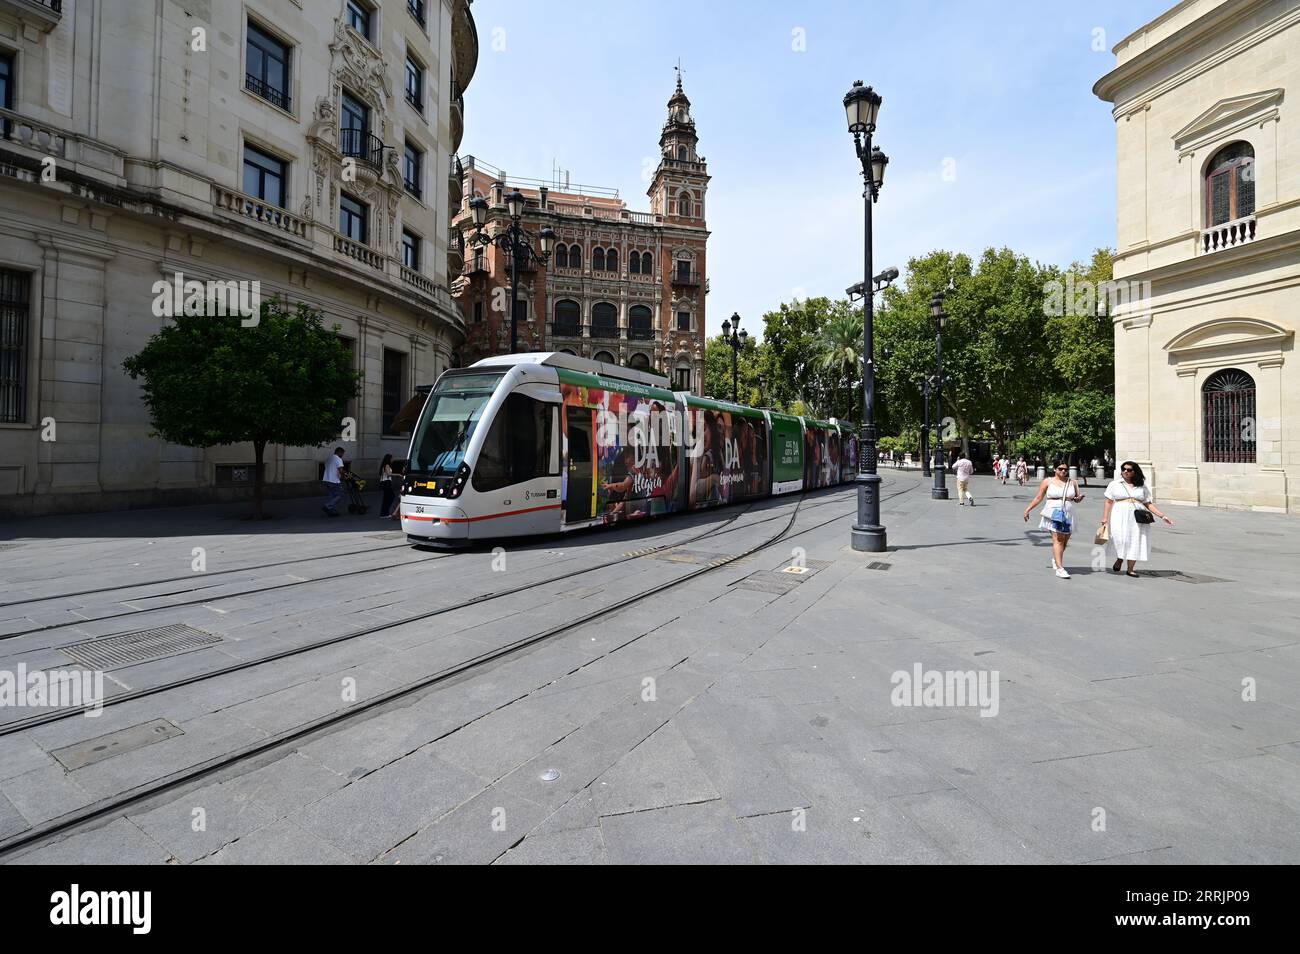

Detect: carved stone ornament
[308, 96, 337, 147]
[328, 17, 393, 111]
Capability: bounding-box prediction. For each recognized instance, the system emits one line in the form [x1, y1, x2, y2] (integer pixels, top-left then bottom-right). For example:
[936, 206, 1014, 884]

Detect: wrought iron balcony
[590, 323, 621, 339]
[551, 321, 583, 338]
[339, 128, 385, 170]
[245, 73, 291, 112]
[670, 268, 703, 287]
[628, 324, 655, 341]
[463, 255, 488, 276]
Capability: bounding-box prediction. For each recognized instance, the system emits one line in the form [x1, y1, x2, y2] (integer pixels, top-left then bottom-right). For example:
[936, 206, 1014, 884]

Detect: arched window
[1206, 142, 1255, 227]
[591, 302, 618, 338]
[560, 348, 577, 356]
[629, 251, 640, 274]
[606, 249, 618, 273]
[677, 191, 691, 217]
[554, 243, 568, 268]
[629, 353, 650, 370]
[677, 146, 688, 161]
[592, 247, 605, 271]
[554, 299, 580, 336]
[569, 244, 582, 269]
[629, 304, 653, 340]
[593, 350, 616, 365]
[1203, 368, 1256, 463]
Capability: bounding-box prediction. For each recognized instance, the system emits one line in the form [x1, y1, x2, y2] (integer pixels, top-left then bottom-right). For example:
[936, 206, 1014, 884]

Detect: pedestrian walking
[1099, 461, 1174, 577]
[388, 460, 405, 521]
[999, 455, 1010, 485]
[379, 453, 397, 520]
[321, 446, 345, 517]
[1023, 460, 1085, 578]
[952, 450, 976, 506]
[1015, 456, 1027, 486]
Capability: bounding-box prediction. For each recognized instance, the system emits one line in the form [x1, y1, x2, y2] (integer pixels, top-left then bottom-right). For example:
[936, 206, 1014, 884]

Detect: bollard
[1036, 466, 1046, 479]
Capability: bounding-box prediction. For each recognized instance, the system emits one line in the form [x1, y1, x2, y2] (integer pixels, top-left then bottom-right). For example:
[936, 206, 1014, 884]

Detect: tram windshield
[408, 371, 505, 477]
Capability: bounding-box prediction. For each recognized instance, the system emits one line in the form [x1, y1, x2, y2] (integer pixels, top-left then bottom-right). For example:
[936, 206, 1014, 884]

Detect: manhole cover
[62, 624, 222, 670]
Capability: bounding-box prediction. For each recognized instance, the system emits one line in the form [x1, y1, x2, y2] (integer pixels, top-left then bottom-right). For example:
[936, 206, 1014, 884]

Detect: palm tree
[816, 313, 863, 421]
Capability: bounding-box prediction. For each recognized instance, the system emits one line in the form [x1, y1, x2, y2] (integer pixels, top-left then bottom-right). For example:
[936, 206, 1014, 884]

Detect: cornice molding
[1173, 88, 1284, 154]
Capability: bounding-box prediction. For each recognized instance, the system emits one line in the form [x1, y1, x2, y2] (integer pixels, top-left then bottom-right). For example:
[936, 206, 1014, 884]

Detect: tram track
[0, 479, 918, 859]
[0, 486, 861, 646]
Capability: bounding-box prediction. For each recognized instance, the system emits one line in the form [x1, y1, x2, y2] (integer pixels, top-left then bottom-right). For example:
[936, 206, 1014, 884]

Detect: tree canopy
[123, 299, 359, 518]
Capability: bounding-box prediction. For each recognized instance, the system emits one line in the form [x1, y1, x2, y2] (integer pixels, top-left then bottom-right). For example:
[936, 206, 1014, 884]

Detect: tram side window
[472, 393, 555, 492]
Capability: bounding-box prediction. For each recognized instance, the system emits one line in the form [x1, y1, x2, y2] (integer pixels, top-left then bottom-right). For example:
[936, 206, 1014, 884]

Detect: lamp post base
[931, 486, 949, 500]
[851, 526, 887, 552]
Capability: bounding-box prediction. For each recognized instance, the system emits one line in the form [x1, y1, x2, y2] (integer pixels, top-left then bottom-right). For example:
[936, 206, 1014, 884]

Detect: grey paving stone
[0, 764, 94, 826]
[0, 735, 54, 782]
[533, 788, 600, 835]
[128, 779, 276, 863]
[196, 817, 356, 865]
[3, 817, 170, 865]
[427, 697, 580, 783]
[598, 800, 762, 865]
[590, 722, 721, 817]
[377, 787, 549, 865]
[496, 826, 606, 865]
[219, 751, 349, 818]
[889, 787, 1049, 864]
[0, 790, 28, 841]
[292, 751, 485, 862]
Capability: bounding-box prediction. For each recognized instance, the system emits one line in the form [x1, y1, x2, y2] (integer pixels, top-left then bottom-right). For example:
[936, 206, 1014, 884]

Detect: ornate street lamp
[844, 78, 889, 552]
[468, 189, 554, 353]
[721, 312, 748, 402]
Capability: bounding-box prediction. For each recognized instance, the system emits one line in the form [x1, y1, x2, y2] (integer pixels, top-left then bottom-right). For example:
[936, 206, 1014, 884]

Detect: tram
[398, 352, 857, 545]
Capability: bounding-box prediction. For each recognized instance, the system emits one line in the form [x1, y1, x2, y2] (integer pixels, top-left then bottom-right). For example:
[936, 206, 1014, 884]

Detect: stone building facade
[0, 0, 476, 516]
[453, 76, 710, 391]
[1095, 0, 1298, 512]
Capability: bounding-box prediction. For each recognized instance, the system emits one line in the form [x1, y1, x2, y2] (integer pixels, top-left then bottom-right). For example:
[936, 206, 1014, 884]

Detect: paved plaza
[0, 471, 1297, 864]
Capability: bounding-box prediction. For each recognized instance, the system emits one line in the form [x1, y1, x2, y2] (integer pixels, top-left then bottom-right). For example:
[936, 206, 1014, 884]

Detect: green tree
[123, 299, 359, 519]
[1043, 248, 1114, 392]
[1021, 390, 1115, 465]
[815, 311, 863, 423]
[760, 296, 857, 417]
[703, 333, 764, 404]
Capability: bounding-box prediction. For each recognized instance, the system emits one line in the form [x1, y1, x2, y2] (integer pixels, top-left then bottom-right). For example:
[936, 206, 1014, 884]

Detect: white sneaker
[1055, 567, 1071, 579]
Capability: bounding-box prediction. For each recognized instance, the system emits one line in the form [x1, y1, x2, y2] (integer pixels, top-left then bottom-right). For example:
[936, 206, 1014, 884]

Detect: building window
[629, 353, 650, 370]
[593, 350, 617, 365]
[629, 251, 640, 274]
[592, 247, 605, 271]
[1202, 368, 1256, 463]
[569, 244, 582, 269]
[339, 192, 367, 243]
[0, 269, 30, 424]
[346, 0, 373, 41]
[242, 144, 287, 207]
[554, 244, 568, 268]
[606, 248, 618, 273]
[675, 259, 692, 282]
[677, 146, 688, 160]
[1205, 142, 1255, 227]
[591, 302, 618, 338]
[340, 91, 370, 163]
[337, 335, 358, 420]
[407, 0, 426, 28]
[403, 140, 423, 199]
[405, 56, 424, 111]
[677, 191, 691, 217]
[401, 229, 420, 270]
[677, 310, 691, 331]
[554, 299, 580, 336]
[629, 304, 653, 340]
[0, 50, 13, 111]
[473, 300, 483, 323]
[674, 367, 691, 391]
[246, 22, 291, 111]
[382, 348, 407, 434]
[513, 299, 529, 325]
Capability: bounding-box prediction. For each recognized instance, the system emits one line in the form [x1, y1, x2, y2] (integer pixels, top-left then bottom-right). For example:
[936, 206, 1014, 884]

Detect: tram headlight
[449, 462, 470, 498]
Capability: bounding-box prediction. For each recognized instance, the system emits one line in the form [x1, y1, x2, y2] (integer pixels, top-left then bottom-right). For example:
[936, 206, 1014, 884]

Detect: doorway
[565, 414, 594, 522]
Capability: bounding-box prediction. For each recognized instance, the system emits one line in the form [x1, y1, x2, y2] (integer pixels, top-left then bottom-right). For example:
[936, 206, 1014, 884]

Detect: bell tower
[649, 70, 709, 222]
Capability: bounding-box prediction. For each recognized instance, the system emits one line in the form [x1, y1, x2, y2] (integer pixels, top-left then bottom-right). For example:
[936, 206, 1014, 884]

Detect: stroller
[340, 466, 369, 514]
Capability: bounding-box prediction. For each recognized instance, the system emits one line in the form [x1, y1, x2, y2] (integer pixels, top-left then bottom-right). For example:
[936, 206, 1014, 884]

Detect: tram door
[565, 415, 594, 522]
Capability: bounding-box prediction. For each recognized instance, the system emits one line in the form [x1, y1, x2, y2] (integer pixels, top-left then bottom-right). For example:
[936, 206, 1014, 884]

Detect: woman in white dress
[1101, 461, 1173, 577]
[1023, 461, 1085, 579]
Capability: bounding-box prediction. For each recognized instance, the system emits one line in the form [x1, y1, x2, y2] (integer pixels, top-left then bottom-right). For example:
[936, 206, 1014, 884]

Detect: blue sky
[460, 0, 1173, 338]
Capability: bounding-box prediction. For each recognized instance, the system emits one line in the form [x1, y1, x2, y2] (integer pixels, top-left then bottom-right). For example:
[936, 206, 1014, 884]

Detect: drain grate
[866, 561, 892, 571]
[62, 624, 223, 670]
